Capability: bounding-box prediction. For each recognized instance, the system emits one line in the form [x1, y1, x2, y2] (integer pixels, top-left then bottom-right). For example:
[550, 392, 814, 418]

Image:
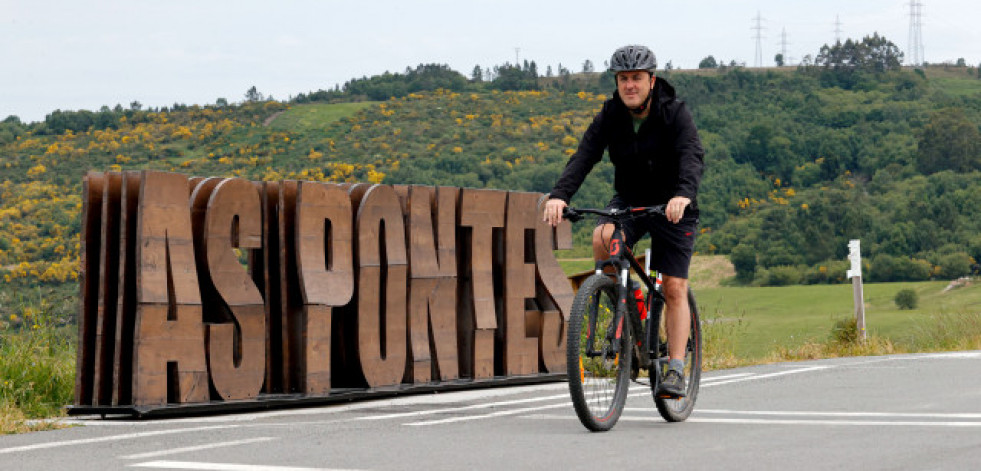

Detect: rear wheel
[652, 288, 702, 422]
[567, 274, 632, 432]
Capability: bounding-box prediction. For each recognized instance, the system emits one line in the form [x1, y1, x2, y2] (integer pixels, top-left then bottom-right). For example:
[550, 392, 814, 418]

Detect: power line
[834, 15, 843, 43]
[907, 1, 924, 65]
[752, 11, 765, 68]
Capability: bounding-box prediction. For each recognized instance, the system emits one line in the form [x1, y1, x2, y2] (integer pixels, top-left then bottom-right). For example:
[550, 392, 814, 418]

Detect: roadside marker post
[846, 239, 867, 342]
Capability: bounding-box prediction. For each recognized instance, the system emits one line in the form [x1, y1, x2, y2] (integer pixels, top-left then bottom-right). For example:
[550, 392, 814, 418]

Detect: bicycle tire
[652, 288, 702, 422]
[567, 274, 633, 432]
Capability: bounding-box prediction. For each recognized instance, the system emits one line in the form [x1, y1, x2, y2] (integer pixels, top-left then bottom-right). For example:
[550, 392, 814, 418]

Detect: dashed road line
[405, 402, 571, 426]
[119, 437, 279, 460]
[700, 366, 831, 387]
[0, 425, 236, 455]
[527, 414, 981, 428]
[128, 461, 362, 470]
[696, 409, 981, 419]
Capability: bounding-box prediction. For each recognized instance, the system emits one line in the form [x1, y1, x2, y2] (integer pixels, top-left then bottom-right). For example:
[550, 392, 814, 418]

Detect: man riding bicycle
[543, 45, 704, 398]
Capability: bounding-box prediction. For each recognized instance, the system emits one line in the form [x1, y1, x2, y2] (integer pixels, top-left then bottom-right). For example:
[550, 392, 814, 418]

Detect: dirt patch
[262, 110, 285, 127]
[689, 255, 735, 289]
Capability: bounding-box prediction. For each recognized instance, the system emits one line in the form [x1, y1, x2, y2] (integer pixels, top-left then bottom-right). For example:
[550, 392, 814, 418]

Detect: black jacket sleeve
[670, 103, 704, 201]
[548, 107, 608, 203]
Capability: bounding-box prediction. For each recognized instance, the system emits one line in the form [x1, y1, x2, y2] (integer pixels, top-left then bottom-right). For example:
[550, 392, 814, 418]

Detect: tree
[815, 33, 903, 72]
[894, 289, 918, 310]
[730, 244, 757, 283]
[471, 65, 483, 82]
[916, 108, 981, 174]
[956, 58, 966, 67]
[698, 55, 718, 69]
[582, 59, 594, 74]
[774, 53, 785, 67]
[245, 86, 263, 102]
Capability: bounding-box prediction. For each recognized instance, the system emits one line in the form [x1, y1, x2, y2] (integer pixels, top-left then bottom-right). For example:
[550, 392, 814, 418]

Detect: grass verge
[1, 288, 76, 434]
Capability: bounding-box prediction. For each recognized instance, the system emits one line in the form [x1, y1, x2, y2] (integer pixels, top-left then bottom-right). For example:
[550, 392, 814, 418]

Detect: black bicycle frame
[587, 224, 667, 370]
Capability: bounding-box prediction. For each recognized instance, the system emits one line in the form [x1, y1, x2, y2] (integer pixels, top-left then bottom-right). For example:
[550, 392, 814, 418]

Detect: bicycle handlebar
[562, 204, 666, 223]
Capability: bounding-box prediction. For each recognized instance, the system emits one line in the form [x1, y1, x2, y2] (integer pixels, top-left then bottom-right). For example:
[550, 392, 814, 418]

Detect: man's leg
[592, 224, 616, 273]
[661, 275, 691, 363]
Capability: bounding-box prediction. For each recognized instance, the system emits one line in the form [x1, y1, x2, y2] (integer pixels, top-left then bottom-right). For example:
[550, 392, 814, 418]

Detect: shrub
[830, 317, 859, 345]
[895, 288, 919, 310]
[758, 265, 803, 286]
[730, 244, 757, 283]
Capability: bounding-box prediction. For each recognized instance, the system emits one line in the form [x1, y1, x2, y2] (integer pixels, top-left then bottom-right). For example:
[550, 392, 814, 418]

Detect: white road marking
[697, 409, 981, 419]
[700, 366, 831, 387]
[69, 382, 572, 425]
[396, 367, 828, 425]
[529, 414, 981, 428]
[688, 417, 981, 427]
[119, 437, 278, 460]
[701, 372, 754, 382]
[0, 425, 236, 455]
[357, 392, 572, 421]
[405, 402, 571, 426]
[128, 461, 361, 471]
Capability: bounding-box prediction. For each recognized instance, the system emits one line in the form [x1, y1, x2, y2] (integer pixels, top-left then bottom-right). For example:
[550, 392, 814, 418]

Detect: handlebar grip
[562, 207, 583, 222]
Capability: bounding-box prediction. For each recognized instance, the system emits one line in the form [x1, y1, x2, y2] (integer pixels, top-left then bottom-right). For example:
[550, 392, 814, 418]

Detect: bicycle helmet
[609, 45, 657, 73]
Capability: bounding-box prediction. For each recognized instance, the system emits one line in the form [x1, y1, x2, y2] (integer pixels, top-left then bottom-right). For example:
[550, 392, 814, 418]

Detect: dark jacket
[549, 78, 704, 210]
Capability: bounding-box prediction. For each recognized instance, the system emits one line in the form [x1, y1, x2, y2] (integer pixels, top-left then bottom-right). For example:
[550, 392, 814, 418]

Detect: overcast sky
[2, 0, 979, 123]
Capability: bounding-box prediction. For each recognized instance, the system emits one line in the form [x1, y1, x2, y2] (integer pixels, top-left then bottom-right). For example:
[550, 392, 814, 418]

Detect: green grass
[1, 286, 77, 433]
[268, 102, 378, 130]
[922, 65, 981, 97]
[929, 77, 981, 97]
[697, 280, 981, 359]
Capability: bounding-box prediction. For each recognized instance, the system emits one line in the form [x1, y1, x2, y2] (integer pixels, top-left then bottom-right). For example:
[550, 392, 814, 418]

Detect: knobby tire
[567, 274, 632, 432]
[652, 288, 702, 422]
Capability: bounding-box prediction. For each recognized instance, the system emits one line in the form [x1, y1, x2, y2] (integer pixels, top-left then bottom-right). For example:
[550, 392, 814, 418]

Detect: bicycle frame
[587, 217, 667, 373]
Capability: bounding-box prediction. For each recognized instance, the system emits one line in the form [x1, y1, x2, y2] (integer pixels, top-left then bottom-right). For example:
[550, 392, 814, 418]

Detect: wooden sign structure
[71, 170, 574, 415]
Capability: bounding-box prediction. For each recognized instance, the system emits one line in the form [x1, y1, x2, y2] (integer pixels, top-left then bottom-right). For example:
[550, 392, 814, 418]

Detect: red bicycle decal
[609, 239, 621, 256]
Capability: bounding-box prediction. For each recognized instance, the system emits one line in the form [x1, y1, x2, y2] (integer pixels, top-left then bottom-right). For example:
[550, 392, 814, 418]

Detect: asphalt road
[3, 351, 981, 470]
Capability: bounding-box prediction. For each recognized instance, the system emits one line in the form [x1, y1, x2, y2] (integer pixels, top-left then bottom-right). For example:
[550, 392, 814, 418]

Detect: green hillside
[1, 43, 980, 298]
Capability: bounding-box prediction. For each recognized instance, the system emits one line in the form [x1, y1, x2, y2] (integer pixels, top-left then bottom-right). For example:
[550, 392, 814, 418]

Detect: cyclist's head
[609, 45, 657, 114]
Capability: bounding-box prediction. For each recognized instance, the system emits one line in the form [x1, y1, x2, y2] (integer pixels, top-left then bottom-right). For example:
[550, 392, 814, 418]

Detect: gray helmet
[609, 45, 657, 73]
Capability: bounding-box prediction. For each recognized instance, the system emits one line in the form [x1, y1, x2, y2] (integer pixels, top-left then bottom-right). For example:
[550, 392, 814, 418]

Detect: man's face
[616, 70, 655, 109]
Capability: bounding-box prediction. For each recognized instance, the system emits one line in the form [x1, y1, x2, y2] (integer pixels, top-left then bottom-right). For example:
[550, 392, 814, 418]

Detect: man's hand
[543, 198, 568, 227]
[665, 196, 690, 224]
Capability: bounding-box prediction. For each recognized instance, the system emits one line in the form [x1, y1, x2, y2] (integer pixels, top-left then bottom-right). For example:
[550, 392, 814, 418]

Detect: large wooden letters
[295, 182, 354, 394]
[192, 178, 266, 400]
[535, 196, 574, 373]
[403, 186, 459, 383]
[74, 171, 576, 411]
[355, 185, 408, 388]
[458, 189, 506, 380]
[503, 192, 541, 376]
[131, 171, 208, 406]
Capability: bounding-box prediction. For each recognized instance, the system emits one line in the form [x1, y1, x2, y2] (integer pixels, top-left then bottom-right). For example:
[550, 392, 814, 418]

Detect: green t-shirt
[633, 116, 647, 133]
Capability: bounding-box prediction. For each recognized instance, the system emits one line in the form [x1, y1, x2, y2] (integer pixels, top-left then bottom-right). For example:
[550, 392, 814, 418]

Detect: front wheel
[567, 274, 632, 432]
[652, 288, 702, 422]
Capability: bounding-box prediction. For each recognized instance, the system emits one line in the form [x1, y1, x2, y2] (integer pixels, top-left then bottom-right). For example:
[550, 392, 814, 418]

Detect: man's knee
[662, 276, 689, 303]
[592, 225, 614, 259]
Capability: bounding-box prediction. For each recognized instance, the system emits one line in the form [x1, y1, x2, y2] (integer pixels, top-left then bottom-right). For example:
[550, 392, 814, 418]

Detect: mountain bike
[563, 205, 701, 432]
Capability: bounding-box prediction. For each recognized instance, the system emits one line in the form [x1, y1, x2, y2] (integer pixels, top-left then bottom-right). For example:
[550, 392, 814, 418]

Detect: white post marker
[846, 239, 866, 341]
